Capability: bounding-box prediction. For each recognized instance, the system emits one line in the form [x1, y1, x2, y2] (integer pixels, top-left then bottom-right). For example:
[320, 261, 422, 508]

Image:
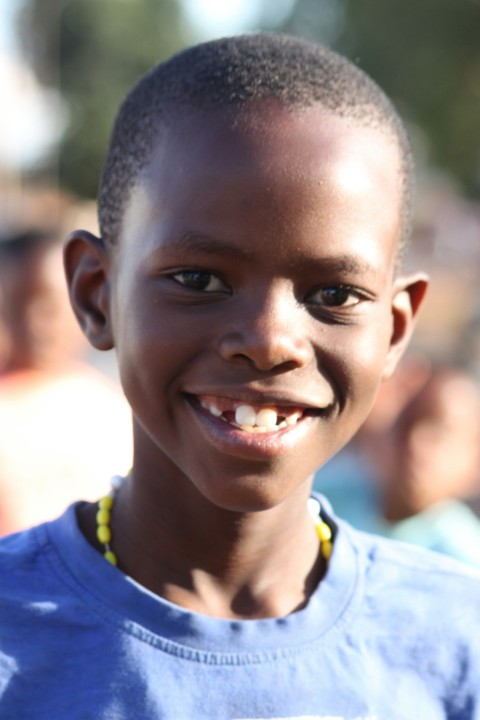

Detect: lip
[183, 392, 329, 461]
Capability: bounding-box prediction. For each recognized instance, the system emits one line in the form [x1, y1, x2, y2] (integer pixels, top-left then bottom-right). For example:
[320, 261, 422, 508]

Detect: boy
[0, 33, 479, 719]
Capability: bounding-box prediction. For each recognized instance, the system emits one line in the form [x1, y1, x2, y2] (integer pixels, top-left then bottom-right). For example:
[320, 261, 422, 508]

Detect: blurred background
[2, 0, 480, 365]
[1, 0, 480, 553]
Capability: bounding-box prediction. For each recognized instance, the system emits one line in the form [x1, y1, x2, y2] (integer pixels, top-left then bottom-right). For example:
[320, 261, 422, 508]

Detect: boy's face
[67, 102, 426, 512]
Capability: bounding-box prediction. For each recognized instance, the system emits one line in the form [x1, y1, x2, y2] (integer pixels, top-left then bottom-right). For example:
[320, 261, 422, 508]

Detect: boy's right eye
[170, 270, 228, 293]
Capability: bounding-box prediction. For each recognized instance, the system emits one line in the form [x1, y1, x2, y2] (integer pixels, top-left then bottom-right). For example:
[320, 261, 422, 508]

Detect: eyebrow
[160, 232, 253, 260]
[158, 233, 379, 277]
[307, 255, 378, 276]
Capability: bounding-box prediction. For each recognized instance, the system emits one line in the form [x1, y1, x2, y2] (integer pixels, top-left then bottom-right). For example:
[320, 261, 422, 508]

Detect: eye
[308, 286, 366, 308]
[171, 270, 228, 293]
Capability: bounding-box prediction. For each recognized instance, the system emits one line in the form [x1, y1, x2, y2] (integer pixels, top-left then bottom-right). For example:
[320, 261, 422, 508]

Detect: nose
[217, 286, 313, 372]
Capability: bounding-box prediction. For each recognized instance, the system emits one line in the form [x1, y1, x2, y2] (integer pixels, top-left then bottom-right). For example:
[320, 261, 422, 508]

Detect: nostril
[229, 352, 307, 374]
[218, 331, 312, 372]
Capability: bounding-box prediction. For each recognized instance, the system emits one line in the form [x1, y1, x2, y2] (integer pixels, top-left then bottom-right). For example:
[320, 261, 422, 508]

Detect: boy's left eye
[171, 270, 228, 293]
[308, 286, 366, 307]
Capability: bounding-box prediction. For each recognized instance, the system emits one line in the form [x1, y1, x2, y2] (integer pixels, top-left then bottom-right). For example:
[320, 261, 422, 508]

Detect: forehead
[120, 102, 403, 269]
[146, 101, 401, 192]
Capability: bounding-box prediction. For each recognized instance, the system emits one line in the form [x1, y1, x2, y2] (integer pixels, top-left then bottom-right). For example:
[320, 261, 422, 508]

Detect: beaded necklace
[96, 474, 124, 566]
[308, 496, 333, 560]
[96, 476, 334, 567]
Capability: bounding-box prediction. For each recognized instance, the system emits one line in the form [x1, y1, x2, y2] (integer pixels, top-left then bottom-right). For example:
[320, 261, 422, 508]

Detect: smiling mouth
[192, 394, 329, 434]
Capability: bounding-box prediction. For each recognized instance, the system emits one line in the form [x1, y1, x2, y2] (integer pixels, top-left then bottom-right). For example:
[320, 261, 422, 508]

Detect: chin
[195, 474, 307, 515]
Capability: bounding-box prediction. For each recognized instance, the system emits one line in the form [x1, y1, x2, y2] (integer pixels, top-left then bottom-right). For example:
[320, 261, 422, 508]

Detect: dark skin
[65, 102, 427, 619]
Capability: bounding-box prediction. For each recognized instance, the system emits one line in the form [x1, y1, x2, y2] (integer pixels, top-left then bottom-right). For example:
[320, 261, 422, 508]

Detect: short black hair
[98, 33, 413, 258]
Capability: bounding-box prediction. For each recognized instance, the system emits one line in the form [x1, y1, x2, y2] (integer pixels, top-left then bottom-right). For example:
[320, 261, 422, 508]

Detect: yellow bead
[316, 521, 332, 542]
[97, 525, 112, 544]
[99, 496, 113, 510]
[104, 551, 117, 566]
[96, 508, 111, 526]
[321, 540, 333, 560]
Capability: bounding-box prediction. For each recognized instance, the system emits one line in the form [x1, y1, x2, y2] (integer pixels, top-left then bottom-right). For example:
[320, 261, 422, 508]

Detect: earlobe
[382, 273, 429, 379]
[63, 230, 114, 351]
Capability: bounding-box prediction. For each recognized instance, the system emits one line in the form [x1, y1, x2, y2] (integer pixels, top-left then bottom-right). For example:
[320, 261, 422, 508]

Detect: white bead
[110, 474, 124, 490]
[307, 497, 321, 520]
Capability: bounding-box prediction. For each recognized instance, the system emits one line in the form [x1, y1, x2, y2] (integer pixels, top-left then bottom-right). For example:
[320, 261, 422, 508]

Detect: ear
[382, 273, 429, 380]
[63, 230, 114, 351]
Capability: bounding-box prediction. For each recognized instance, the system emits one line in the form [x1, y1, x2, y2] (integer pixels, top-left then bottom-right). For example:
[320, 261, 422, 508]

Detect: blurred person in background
[315, 360, 480, 567]
[0, 188, 132, 535]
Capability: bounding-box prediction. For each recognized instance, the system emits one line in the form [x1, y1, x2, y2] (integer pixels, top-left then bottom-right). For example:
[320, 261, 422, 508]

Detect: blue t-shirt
[0, 501, 479, 719]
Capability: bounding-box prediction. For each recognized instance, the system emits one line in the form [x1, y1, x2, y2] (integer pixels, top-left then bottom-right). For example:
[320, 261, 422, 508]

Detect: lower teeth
[237, 419, 290, 433]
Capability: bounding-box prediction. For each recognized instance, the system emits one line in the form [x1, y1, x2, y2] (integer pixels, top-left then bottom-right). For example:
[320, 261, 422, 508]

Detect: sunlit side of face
[106, 102, 413, 512]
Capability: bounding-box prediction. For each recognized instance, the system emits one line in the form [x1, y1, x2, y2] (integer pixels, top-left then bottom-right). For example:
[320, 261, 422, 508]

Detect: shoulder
[0, 522, 58, 606]
[0, 506, 89, 611]
[337, 522, 480, 684]
[0, 506, 105, 665]
[347, 519, 480, 581]
[343, 520, 480, 625]
[0, 522, 46, 570]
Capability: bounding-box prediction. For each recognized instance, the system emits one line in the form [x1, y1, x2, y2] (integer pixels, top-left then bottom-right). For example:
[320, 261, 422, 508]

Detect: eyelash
[170, 270, 228, 293]
[169, 270, 369, 310]
[307, 285, 369, 308]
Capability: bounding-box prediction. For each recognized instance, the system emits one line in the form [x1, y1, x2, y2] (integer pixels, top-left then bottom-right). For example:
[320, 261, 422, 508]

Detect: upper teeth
[200, 398, 304, 432]
[236, 406, 279, 429]
[207, 404, 222, 417]
[235, 405, 257, 426]
[233, 404, 302, 432]
[255, 408, 278, 428]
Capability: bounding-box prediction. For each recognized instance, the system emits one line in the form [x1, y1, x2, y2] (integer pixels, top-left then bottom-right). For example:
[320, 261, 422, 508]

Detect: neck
[88, 473, 326, 619]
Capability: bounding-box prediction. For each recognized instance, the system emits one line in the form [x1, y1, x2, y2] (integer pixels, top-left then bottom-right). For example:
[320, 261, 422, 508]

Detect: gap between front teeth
[199, 399, 303, 432]
[234, 405, 300, 432]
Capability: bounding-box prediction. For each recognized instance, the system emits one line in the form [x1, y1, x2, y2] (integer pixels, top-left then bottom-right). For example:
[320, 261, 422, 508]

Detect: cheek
[113, 296, 210, 421]
[329, 318, 393, 414]
[113, 302, 172, 404]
